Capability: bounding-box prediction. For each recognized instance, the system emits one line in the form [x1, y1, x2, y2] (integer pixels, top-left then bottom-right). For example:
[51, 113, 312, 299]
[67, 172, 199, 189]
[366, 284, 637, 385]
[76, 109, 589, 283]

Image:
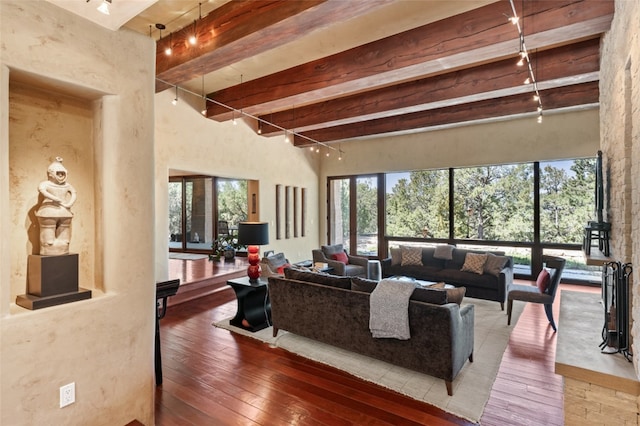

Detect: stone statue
[35, 157, 77, 256]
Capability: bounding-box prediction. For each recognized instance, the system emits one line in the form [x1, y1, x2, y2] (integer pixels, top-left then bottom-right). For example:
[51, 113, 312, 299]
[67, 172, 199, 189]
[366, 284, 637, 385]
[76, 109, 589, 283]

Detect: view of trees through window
[169, 176, 248, 252]
[330, 157, 599, 282]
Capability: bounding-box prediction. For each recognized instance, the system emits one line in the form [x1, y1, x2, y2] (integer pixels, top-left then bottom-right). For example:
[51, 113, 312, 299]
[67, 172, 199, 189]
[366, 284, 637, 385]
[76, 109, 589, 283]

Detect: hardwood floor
[156, 261, 598, 425]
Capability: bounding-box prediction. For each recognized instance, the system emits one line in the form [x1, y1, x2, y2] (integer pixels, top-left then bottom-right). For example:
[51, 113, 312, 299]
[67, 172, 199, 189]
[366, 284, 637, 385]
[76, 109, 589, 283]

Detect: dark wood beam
[258, 38, 601, 135]
[155, 0, 395, 92]
[291, 81, 599, 145]
[206, 0, 613, 121]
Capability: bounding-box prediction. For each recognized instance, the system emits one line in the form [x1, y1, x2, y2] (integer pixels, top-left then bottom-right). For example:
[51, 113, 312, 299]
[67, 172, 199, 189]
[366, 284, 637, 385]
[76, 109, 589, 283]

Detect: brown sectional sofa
[381, 245, 513, 309]
[268, 269, 475, 395]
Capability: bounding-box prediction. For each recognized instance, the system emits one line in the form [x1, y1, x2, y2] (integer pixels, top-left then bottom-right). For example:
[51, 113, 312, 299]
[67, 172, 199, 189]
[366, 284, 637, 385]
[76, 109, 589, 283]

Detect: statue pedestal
[16, 254, 91, 310]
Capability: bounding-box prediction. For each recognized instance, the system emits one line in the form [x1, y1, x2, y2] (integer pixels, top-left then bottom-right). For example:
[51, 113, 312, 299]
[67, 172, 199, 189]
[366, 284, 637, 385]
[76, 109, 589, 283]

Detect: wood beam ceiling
[155, 0, 614, 145]
[155, 0, 395, 92]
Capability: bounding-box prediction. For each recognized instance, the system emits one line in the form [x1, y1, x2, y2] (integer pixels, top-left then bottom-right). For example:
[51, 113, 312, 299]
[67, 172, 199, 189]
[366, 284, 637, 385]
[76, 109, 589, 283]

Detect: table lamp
[237, 221, 269, 283]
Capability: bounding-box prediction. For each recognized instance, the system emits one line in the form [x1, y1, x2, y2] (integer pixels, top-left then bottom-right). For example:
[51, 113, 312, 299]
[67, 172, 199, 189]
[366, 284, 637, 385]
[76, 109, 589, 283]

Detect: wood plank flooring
[156, 260, 598, 425]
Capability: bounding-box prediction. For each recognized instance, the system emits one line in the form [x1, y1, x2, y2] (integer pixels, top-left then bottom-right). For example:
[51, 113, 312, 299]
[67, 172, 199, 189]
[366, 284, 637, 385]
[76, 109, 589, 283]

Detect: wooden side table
[227, 276, 271, 332]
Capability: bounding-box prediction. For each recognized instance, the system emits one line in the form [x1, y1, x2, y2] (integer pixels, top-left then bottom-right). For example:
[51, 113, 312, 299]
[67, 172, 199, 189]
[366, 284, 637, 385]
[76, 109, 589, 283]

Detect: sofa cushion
[351, 276, 449, 305]
[421, 247, 446, 269]
[284, 268, 351, 289]
[461, 253, 488, 275]
[434, 244, 455, 260]
[483, 253, 509, 276]
[332, 251, 349, 264]
[401, 246, 423, 266]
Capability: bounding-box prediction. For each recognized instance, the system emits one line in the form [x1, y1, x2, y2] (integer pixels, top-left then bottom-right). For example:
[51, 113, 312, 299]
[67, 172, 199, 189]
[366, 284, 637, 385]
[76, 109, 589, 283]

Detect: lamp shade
[237, 222, 269, 246]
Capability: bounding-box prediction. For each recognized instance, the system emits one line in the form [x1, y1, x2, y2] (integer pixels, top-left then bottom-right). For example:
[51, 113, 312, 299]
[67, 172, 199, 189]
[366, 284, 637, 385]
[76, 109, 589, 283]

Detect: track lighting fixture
[189, 20, 197, 46]
[508, 0, 543, 123]
[156, 76, 344, 160]
[172, 86, 178, 106]
[97, 0, 111, 15]
[165, 33, 172, 56]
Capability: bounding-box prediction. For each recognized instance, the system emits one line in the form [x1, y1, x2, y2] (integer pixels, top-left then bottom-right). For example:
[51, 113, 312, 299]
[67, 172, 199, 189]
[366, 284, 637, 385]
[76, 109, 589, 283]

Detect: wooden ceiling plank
[291, 81, 599, 144]
[258, 38, 601, 134]
[155, 0, 395, 92]
[206, 0, 613, 120]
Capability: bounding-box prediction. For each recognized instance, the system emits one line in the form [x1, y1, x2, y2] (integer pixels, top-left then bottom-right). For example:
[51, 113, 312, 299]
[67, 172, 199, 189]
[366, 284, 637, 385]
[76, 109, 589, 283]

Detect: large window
[169, 176, 249, 253]
[328, 178, 350, 252]
[540, 159, 595, 244]
[453, 164, 534, 242]
[386, 170, 449, 239]
[328, 157, 599, 283]
[356, 176, 378, 256]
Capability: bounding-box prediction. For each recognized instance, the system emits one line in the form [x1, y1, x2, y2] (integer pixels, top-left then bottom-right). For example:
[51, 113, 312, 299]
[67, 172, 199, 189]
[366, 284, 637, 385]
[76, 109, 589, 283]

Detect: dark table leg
[155, 306, 162, 385]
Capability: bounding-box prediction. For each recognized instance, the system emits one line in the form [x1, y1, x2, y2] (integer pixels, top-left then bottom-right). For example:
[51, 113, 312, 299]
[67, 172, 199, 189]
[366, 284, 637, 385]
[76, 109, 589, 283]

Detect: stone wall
[600, 0, 640, 377]
[564, 378, 639, 425]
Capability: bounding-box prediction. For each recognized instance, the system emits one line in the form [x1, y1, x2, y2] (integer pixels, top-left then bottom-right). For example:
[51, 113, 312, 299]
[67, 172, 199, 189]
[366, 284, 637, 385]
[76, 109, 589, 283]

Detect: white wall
[154, 89, 321, 280]
[1, 2, 156, 424]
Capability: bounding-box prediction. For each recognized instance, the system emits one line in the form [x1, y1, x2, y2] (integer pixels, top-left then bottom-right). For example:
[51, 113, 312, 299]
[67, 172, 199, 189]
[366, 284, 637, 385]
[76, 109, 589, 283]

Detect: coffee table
[227, 276, 271, 332]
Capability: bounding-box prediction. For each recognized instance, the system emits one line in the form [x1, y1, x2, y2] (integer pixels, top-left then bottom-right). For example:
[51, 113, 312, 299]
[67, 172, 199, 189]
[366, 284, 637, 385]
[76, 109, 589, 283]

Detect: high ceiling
[50, 0, 615, 147]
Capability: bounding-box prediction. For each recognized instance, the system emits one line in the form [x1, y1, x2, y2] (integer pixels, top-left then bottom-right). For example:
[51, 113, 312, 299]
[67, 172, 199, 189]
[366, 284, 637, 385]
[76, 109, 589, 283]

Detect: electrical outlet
[59, 382, 75, 408]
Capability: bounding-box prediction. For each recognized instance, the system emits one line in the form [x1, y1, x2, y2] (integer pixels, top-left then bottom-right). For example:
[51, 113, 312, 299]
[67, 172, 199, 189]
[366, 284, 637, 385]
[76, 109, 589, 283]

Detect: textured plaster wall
[0, 2, 156, 425]
[600, 0, 640, 377]
[154, 89, 321, 280]
[320, 109, 600, 242]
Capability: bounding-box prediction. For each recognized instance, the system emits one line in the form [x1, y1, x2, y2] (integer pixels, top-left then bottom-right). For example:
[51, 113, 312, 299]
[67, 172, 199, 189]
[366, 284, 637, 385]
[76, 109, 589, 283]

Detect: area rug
[213, 298, 523, 423]
[168, 253, 209, 260]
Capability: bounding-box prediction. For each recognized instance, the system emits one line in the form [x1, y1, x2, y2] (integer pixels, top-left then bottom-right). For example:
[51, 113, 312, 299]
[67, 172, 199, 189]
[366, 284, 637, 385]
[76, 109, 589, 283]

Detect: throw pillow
[331, 251, 349, 264]
[401, 246, 423, 266]
[434, 244, 455, 260]
[483, 253, 509, 276]
[284, 268, 351, 289]
[389, 247, 402, 265]
[446, 286, 466, 305]
[461, 252, 488, 275]
[536, 268, 551, 293]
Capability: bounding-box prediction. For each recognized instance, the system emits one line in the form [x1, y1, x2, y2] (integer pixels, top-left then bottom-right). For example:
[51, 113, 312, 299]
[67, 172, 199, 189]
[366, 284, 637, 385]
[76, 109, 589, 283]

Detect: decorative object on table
[237, 221, 269, 282]
[211, 234, 243, 261]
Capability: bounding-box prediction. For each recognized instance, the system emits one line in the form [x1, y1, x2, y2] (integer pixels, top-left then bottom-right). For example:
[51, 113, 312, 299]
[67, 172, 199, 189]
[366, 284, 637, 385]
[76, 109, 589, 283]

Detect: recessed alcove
[7, 69, 109, 313]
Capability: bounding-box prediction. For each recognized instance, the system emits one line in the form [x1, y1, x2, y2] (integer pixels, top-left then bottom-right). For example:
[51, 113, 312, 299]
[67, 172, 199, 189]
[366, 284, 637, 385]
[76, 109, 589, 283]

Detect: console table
[227, 276, 271, 332]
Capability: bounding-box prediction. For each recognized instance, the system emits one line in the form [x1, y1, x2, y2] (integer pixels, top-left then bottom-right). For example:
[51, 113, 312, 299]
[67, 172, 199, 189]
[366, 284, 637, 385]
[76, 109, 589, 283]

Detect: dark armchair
[312, 244, 369, 278]
[507, 255, 566, 331]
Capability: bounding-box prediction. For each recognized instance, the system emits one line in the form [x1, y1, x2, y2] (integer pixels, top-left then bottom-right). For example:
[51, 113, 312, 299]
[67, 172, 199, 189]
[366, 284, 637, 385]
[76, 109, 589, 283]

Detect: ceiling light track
[508, 0, 543, 123]
[156, 77, 340, 157]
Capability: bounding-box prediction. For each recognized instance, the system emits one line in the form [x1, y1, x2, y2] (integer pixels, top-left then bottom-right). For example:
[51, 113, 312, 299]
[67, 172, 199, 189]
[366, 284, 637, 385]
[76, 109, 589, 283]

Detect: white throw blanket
[369, 278, 416, 340]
